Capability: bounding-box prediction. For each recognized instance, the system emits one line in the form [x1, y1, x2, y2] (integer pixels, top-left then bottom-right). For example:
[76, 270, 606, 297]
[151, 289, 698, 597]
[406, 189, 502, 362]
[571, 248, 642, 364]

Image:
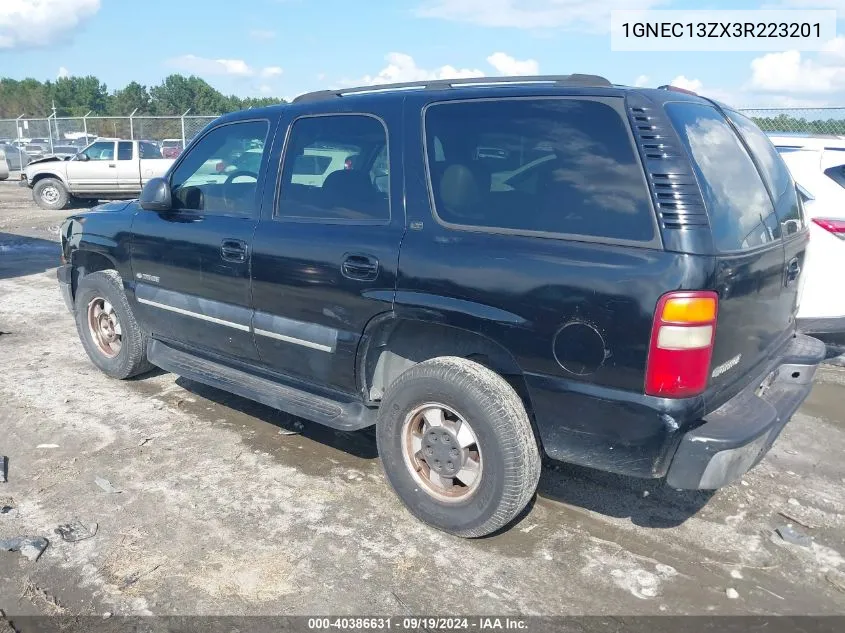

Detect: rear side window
[118, 142, 133, 161]
[666, 103, 778, 251]
[424, 98, 655, 243]
[724, 110, 803, 237]
[277, 115, 389, 223]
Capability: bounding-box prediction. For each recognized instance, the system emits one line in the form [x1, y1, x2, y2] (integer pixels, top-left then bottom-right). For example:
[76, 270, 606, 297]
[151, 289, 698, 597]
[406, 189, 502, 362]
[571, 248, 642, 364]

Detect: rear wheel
[74, 270, 153, 379]
[376, 357, 541, 537]
[33, 178, 69, 210]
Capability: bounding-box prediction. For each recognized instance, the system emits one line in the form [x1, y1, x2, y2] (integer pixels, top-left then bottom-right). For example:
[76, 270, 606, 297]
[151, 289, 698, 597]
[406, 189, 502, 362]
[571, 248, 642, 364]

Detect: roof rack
[293, 74, 612, 103]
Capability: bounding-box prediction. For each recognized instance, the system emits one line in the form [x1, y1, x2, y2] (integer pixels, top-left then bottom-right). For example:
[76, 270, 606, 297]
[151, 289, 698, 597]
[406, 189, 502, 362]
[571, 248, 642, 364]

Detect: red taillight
[812, 217, 845, 240]
[645, 291, 719, 398]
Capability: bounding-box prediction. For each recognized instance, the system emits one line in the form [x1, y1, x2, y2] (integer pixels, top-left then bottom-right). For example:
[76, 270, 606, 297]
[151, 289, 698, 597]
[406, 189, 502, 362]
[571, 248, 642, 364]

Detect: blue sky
[2, 0, 845, 108]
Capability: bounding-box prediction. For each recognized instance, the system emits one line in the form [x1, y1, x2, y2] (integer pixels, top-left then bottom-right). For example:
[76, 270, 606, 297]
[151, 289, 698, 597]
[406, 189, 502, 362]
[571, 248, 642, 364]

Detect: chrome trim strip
[137, 297, 251, 332]
[253, 327, 334, 353]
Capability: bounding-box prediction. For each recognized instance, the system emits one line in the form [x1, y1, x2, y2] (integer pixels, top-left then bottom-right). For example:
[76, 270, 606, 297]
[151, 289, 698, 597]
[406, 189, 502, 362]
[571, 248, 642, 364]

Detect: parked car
[48, 145, 80, 160]
[22, 139, 174, 209]
[0, 149, 9, 181]
[55, 76, 825, 537]
[769, 134, 845, 337]
[0, 144, 30, 170]
[25, 144, 47, 160]
[160, 138, 184, 158]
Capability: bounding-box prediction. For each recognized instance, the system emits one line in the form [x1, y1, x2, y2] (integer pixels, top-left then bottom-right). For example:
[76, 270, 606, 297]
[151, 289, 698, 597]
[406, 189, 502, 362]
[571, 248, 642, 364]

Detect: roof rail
[293, 74, 612, 103]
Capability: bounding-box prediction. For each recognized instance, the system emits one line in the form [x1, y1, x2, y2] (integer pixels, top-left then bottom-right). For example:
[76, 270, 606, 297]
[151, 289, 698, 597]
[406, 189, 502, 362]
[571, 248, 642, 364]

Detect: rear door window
[724, 110, 804, 237]
[424, 98, 656, 243]
[666, 103, 779, 251]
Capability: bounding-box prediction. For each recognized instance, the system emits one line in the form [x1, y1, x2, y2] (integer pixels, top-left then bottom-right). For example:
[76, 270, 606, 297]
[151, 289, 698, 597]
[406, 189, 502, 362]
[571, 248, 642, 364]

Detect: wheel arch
[70, 249, 120, 301]
[356, 315, 539, 446]
[30, 172, 68, 187]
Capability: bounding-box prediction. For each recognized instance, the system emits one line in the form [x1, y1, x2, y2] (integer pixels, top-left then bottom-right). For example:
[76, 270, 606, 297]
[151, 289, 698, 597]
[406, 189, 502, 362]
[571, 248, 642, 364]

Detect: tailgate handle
[786, 257, 801, 285]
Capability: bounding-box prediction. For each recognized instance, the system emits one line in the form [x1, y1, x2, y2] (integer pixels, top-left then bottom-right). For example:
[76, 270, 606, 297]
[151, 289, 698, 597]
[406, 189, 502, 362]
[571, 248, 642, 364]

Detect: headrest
[439, 164, 489, 214]
[321, 169, 376, 209]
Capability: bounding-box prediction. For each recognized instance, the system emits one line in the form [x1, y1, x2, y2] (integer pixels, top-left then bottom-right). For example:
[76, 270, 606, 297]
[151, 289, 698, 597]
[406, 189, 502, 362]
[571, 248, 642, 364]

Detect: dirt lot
[1, 179, 844, 619]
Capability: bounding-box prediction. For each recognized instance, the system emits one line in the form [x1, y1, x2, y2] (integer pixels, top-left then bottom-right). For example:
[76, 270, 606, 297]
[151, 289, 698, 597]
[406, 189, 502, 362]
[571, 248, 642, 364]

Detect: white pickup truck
[21, 139, 174, 210]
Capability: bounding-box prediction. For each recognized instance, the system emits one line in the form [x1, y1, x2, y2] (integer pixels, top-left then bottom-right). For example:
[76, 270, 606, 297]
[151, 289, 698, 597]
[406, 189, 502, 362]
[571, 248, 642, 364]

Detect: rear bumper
[665, 334, 826, 489]
[527, 334, 825, 486]
[57, 264, 74, 313]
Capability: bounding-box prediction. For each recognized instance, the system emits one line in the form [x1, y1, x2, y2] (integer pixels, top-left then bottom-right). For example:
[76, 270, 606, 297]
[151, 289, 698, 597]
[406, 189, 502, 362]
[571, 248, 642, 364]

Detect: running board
[147, 339, 377, 431]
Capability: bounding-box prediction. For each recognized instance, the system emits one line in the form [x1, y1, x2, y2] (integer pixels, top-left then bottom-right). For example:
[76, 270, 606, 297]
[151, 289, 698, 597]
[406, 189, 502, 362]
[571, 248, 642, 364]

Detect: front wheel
[376, 357, 541, 537]
[32, 178, 69, 210]
[74, 270, 153, 379]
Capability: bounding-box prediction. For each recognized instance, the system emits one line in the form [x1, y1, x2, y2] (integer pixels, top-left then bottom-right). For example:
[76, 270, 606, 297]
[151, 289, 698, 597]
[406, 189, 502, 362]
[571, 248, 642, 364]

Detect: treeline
[749, 113, 845, 135]
[0, 74, 286, 118]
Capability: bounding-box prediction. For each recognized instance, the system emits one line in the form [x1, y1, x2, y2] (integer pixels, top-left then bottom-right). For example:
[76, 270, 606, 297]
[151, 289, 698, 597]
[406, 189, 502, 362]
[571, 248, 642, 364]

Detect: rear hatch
[665, 103, 807, 396]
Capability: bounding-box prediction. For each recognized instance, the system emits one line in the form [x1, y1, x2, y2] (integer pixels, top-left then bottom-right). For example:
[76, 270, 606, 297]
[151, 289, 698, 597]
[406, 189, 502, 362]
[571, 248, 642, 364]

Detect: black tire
[32, 178, 69, 210]
[74, 270, 153, 379]
[376, 356, 541, 537]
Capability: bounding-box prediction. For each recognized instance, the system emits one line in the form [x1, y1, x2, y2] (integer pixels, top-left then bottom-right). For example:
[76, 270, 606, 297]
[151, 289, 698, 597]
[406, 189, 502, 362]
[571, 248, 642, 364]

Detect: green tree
[109, 81, 151, 115]
[0, 73, 286, 117]
[50, 76, 109, 116]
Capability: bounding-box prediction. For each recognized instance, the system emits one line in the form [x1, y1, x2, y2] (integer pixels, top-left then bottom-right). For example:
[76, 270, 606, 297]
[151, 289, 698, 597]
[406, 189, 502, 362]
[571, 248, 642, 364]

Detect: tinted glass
[666, 103, 778, 251]
[139, 142, 162, 159]
[278, 115, 389, 222]
[824, 164, 845, 189]
[725, 110, 803, 236]
[292, 154, 332, 176]
[424, 99, 654, 242]
[170, 120, 269, 216]
[118, 142, 133, 161]
[81, 141, 115, 161]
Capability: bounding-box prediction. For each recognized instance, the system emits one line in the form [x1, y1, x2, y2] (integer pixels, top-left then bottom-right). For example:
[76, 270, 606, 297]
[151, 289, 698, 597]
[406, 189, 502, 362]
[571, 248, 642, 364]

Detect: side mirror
[77, 153, 89, 162]
[140, 177, 173, 211]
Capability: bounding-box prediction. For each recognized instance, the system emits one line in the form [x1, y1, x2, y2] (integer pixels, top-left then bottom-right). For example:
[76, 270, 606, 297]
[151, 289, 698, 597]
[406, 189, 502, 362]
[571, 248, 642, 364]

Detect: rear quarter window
[424, 98, 656, 243]
[666, 103, 779, 251]
[724, 110, 803, 237]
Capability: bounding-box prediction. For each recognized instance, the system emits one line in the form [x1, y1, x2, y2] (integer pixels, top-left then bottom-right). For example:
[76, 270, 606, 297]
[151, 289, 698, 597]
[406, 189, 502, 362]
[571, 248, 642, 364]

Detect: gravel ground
[1, 179, 844, 620]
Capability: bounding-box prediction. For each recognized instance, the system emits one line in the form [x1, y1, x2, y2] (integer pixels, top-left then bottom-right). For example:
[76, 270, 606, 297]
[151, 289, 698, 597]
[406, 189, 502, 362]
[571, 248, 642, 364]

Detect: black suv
[57, 75, 825, 537]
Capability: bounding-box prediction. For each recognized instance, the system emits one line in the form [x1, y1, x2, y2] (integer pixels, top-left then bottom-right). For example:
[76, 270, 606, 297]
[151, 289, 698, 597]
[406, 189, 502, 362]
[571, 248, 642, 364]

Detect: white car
[0, 148, 9, 181]
[769, 134, 845, 337]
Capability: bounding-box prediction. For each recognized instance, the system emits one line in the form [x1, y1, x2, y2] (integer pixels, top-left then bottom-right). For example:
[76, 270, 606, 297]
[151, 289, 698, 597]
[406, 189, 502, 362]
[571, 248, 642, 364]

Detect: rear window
[724, 110, 803, 237]
[666, 103, 779, 251]
[424, 98, 655, 243]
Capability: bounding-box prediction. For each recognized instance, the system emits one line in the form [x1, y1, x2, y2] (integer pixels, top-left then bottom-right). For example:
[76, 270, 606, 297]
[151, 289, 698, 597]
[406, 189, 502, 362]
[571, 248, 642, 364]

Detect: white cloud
[261, 66, 283, 78]
[634, 74, 649, 87]
[670, 75, 703, 93]
[415, 0, 665, 31]
[258, 84, 274, 94]
[358, 52, 484, 86]
[0, 0, 100, 49]
[749, 49, 845, 94]
[486, 52, 539, 75]
[57, 66, 70, 79]
[249, 29, 276, 40]
[168, 54, 255, 77]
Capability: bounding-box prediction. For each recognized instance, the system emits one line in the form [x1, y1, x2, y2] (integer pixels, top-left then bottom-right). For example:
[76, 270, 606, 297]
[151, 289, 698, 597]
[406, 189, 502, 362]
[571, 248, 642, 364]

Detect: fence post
[129, 108, 138, 140]
[180, 109, 191, 148]
[47, 113, 56, 153]
[83, 111, 92, 142]
[15, 114, 24, 169]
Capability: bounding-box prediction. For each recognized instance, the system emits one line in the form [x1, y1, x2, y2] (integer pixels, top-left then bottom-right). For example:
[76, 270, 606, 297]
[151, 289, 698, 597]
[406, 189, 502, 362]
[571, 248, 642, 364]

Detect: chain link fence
[738, 108, 845, 136]
[0, 113, 217, 159]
